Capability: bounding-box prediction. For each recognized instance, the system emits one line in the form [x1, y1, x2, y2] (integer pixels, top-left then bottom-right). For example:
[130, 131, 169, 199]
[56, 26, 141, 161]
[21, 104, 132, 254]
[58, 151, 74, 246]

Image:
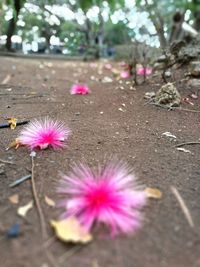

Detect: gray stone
[0, 170, 5, 175]
[189, 61, 200, 77]
[157, 55, 168, 63]
[154, 62, 165, 70]
[178, 35, 200, 61]
[187, 78, 200, 90]
[165, 71, 172, 78]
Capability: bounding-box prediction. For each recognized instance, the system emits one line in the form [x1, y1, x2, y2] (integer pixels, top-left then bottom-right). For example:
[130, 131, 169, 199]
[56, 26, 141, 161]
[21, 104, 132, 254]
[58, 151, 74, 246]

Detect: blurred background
[0, 0, 200, 60]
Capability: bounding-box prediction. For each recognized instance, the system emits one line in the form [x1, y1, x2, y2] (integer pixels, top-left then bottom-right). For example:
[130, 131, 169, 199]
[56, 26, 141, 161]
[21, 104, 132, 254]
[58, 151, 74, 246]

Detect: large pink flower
[58, 161, 146, 235]
[18, 117, 70, 150]
[70, 84, 90, 95]
[137, 67, 152, 76]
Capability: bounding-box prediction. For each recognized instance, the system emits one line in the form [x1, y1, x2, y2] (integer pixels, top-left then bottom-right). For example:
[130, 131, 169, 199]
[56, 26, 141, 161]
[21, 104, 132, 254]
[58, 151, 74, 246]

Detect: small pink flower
[58, 160, 146, 236]
[119, 61, 126, 67]
[89, 63, 97, 68]
[18, 117, 70, 150]
[120, 71, 130, 79]
[70, 84, 90, 95]
[104, 63, 112, 70]
[137, 67, 152, 76]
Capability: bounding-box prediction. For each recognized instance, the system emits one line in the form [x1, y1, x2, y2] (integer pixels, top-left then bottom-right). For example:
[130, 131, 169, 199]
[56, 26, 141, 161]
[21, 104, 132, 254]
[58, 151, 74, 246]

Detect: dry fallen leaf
[44, 195, 55, 207]
[6, 138, 21, 150]
[92, 260, 99, 267]
[162, 132, 176, 139]
[50, 217, 93, 244]
[6, 118, 17, 130]
[145, 187, 163, 199]
[118, 107, 125, 112]
[1, 74, 11, 85]
[9, 194, 19, 204]
[17, 201, 33, 217]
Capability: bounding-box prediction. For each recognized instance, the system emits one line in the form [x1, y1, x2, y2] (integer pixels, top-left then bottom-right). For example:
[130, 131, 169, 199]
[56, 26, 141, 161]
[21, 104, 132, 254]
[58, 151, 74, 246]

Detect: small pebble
[0, 169, 5, 175]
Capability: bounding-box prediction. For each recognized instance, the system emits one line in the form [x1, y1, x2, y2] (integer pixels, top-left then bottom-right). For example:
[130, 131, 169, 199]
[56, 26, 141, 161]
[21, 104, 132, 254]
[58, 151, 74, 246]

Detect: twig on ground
[0, 120, 29, 129]
[0, 159, 15, 165]
[3, 110, 60, 123]
[148, 102, 173, 110]
[31, 156, 47, 239]
[175, 142, 200, 147]
[148, 102, 200, 113]
[43, 236, 56, 248]
[45, 250, 60, 267]
[144, 99, 154, 106]
[9, 174, 31, 188]
[171, 186, 194, 228]
[177, 108, 200, 113]
[31, 156, 60, 267]
[58, 245, 83, 264]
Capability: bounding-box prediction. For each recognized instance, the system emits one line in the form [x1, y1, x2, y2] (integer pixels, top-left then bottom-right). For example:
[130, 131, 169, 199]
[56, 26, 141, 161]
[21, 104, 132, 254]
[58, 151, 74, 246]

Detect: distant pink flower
[70, 84, 90, 95]
[58, 160, 146, 236]
[119, 61, 126, 67]
[89, 63, 97, 68]
[120, 71, 130, 79]
[137, 67, 152, 76]
[104, 63, 112, 70]
[18, 117, 70, 150]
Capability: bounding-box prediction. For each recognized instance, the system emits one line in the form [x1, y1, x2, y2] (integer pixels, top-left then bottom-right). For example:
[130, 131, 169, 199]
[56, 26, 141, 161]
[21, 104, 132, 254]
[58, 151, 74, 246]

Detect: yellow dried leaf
[1, 74, 11, 85]
[6, 138, 21, 150]
[145, 187, 163, 199]
[44, 195, 55, 207]
[9, 194, 19, 204]
[50, 217, 93, 244]
[92, 260, 99, 267]
[7, 118, 17, 130]
[17, 201, 33, 217]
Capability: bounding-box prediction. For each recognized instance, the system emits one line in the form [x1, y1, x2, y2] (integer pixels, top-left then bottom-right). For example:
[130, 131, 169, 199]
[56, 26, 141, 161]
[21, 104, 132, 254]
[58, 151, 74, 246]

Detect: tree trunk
[6, 0, 22, 51]
[144, 0, 167, 49]
[156, 26, 167, 49]
[193, 10, 200, 31]
[192, 0, 200, 32]
[169, 11, 185, 44]
[97, 11, 104, 57]
[84, 17, 92, 46]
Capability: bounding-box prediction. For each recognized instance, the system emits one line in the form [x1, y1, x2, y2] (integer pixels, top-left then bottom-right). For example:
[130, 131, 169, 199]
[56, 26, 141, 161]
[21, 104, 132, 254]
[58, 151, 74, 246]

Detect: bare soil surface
[0, 56, 200, 267]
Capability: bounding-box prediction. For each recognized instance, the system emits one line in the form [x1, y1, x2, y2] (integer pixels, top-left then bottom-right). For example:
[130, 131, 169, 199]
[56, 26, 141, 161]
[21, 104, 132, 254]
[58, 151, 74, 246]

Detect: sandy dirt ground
[0, 56, 200, 267]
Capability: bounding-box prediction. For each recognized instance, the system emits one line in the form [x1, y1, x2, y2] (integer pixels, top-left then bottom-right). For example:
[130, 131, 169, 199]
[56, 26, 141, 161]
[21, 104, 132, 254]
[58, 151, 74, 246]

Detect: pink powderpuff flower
[136, 67, 152, 76]
[58, 160, 146, 236]
[120, 71, 131, 79]
[18, 117, 70, 150]
[70, 84, 90, 95]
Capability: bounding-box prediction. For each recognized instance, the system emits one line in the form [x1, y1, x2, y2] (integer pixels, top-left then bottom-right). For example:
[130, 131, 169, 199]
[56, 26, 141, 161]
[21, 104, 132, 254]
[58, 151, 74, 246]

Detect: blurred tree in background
[0, 0, 200, 55]
[136, 0, 200, 49]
